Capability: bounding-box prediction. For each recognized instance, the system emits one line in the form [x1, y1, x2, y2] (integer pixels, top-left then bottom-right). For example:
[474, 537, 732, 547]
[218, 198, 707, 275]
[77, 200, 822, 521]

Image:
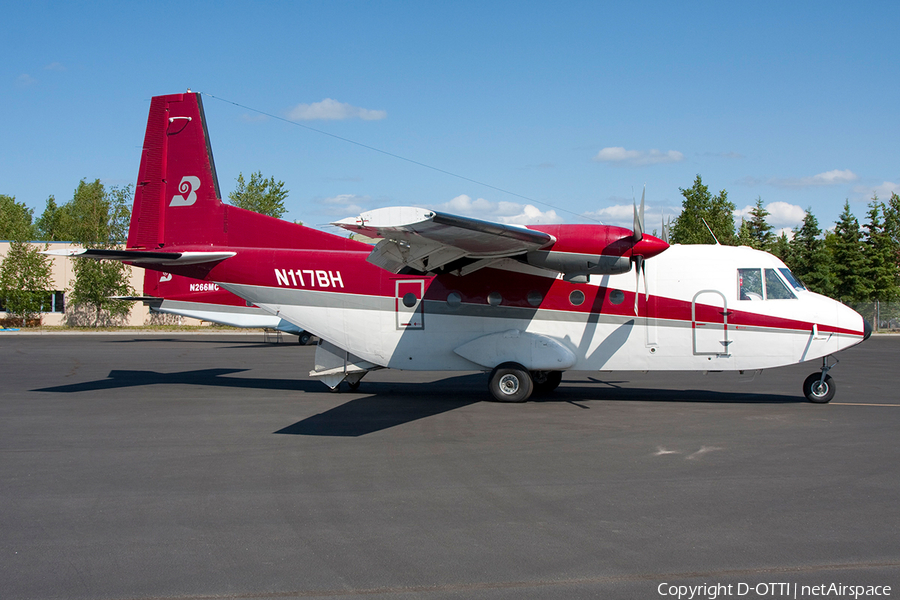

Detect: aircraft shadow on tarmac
[34, 368, 803, 436]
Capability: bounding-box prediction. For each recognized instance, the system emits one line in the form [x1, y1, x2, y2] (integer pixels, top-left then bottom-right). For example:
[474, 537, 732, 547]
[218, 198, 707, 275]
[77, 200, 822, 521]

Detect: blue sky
[3, 1, 898, 236]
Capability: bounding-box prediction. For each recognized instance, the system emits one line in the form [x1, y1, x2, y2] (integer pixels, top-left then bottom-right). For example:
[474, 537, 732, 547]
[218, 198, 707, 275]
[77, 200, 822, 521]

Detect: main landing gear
[803, 356, 838, 403]
[488, 363, 563, 402]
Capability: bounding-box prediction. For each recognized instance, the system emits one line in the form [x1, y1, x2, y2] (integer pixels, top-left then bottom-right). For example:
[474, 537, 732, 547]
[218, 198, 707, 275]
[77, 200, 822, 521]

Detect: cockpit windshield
[779, 268, 807, 292]
[738, 268, 798, 300]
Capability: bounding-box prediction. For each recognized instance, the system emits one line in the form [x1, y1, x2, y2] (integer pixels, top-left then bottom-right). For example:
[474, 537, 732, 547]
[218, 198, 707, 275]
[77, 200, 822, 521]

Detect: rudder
[127, 92, 224, 250]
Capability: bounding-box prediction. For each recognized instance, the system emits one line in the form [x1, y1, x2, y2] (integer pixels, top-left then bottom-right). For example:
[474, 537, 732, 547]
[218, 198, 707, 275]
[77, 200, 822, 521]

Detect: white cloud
[733, 201, 806, 229]
[287, 98, 386, 121]
[593, 147, 684, 167]
[431, 194, 564, 225]
[582, 202, 682, 229]
[15, 74, 36, 87]
[851, 181, 899, 201]
[316, 194, 372, 215]
[770, 169, 858, 188]
[240, 113, 269, 123]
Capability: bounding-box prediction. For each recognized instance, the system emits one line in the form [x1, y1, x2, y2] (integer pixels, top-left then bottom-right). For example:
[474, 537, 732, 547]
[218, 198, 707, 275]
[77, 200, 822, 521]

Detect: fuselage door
[395, 279, 425, 330]
[692, 290, 731, 356]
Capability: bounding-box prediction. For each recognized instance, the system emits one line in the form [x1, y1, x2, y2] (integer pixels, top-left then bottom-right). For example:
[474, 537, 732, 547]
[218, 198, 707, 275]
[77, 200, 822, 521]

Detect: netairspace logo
[657, 582, 892, 599]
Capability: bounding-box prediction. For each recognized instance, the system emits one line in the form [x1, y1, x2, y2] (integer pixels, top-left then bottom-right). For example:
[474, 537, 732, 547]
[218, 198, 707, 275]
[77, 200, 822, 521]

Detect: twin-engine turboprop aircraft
[52, 92, 870, 403]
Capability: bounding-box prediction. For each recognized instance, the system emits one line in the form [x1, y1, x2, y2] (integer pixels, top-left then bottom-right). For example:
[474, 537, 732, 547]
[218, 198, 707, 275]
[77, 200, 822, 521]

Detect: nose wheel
[803, 356, 837, 403]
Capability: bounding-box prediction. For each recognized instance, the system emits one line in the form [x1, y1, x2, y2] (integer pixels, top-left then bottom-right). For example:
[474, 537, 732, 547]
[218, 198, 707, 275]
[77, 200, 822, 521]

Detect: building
[0, 240, 202, 326]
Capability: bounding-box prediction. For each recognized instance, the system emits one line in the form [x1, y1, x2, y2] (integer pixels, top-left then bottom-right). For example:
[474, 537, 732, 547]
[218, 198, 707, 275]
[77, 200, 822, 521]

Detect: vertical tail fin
[127, 91, 368, 253]
[128, 92, 225, 249]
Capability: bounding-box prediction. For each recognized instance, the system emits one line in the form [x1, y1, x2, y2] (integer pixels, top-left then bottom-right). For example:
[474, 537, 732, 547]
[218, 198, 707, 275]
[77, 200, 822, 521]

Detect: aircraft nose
[863, 318, 873, 341]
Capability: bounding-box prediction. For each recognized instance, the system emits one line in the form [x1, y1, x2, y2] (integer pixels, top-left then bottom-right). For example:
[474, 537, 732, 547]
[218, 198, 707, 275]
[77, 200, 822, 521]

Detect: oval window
[569, 290, 585, 306]
[609, 290, 625, 305]
[487, 292, 503, 306]
[446, 292, 462, 308]
[402, 292, 418, 308]
[527, 291, 543, 307]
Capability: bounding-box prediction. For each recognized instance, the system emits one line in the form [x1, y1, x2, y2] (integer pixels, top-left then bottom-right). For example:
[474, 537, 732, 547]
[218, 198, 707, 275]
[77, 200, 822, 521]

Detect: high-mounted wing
[332, 207, 555, 275]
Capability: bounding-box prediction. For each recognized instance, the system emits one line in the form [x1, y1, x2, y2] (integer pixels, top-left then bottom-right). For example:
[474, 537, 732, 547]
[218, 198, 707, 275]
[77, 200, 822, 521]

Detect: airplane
[50, 91, 871, 403]
[128, 269, 315, 344]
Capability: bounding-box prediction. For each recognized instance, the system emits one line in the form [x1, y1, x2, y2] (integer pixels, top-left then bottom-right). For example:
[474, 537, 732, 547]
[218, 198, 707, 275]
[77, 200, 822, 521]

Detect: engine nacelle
[524, 250, 632, 277]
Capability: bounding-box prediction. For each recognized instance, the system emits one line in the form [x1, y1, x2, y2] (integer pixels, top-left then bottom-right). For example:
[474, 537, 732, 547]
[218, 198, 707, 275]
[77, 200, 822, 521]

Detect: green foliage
[740, 197, 775, 251]
[670, 175, 736, 245]
[228, 171, 289, 219]
[0, 241, 53, 326]
[69, 258, 134, 326]
[789, 208, 833, 297]
[47, 180, 137, 326]
[830, 201, 871, 302]
[35, 196, 63, 241]
[862, 198, 900, 302]
[0, 194, 36, 241]
[770, 231, 793, 267]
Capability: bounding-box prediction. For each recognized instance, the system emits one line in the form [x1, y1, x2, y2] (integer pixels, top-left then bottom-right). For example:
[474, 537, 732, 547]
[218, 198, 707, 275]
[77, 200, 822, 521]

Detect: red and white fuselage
[52, 92, 867, 401]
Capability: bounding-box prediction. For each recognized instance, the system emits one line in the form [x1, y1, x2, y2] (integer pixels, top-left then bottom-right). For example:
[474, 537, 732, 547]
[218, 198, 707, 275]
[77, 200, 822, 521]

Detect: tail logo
[169, 176, 201, 207]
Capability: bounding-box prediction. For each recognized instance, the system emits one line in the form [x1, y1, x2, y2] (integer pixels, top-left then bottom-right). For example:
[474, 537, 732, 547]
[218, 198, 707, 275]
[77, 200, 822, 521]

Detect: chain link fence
[845, 302, 900, 332]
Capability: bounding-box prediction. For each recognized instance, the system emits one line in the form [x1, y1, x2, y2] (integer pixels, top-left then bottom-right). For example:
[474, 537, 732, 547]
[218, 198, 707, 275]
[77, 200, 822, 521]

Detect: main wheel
[532, 370, 563, 394]
[803, 373, 835, 403]
[488, 362, 534, 402]
[298, 332, 313, 345]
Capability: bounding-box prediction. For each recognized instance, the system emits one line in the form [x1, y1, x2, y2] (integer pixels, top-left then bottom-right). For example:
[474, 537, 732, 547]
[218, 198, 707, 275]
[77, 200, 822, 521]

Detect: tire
[803, 373, 835, 403]
[298, 332, 312, 345]
[532, 370, 563, 395]
[488, 362, 534, 402]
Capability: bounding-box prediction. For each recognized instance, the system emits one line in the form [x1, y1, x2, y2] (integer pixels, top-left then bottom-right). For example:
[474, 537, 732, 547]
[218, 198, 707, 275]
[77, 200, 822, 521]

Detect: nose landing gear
[803, 356, 838, 403]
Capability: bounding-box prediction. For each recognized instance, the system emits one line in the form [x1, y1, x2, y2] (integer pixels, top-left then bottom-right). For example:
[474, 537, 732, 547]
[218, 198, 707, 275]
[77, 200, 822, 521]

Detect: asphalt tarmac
[1, 333, 898, 599]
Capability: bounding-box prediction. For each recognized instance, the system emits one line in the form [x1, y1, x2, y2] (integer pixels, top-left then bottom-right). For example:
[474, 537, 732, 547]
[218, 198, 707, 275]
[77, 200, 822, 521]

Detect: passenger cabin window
[765, 268, 795, 299]
[738, 268, 763, 301]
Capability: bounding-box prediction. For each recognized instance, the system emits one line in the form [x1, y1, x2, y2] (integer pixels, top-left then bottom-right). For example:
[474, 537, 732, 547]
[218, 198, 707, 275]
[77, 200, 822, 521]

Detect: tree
[740, 197, 775, 251]
[59, 180, 135, 326]
[0, 241, 53, 327]
[35, 196, 63, 241]
[228, 171, 289, 219]
[0, 194, 35, 241]
[830, 201, 870, 303]
[0, 195, 52, 327]
[789, 207, 833, 297]
[670, 175, 736, 245]
[861, 198, 900, 302]
[770, 231, 794, 267]
[884, 192, 900, 286]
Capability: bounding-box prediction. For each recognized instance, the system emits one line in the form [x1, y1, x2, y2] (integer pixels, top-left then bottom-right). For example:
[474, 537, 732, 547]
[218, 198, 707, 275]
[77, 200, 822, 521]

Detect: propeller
[632, 187, 647, 315]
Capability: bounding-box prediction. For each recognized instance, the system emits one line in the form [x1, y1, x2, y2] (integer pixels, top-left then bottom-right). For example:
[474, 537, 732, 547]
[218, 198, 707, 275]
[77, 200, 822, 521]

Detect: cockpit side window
[738, 268, 763, 301]
[765, 268, 796, 299]
[779, 268, 807, 292]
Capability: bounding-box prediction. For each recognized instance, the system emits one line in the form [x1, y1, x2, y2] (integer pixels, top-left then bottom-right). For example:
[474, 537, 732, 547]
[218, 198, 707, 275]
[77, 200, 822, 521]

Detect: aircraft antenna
[199, 92, 604, 224]
[701, 218, 720, 245]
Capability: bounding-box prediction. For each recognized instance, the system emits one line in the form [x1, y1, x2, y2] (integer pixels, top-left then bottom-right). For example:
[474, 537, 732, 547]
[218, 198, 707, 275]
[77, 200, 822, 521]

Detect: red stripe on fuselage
[138, 245, 864, 339]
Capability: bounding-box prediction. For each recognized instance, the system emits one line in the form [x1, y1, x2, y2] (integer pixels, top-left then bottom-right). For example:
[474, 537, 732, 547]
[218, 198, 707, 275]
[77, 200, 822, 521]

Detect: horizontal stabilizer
[43, 248, 236, 266]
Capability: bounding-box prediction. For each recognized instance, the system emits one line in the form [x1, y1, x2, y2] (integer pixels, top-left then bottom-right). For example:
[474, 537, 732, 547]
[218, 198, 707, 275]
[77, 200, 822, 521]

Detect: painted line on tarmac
[831, 402, 900, 407]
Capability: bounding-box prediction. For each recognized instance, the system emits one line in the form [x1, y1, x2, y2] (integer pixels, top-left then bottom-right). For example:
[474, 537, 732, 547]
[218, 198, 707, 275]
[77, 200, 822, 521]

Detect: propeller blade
[643, 257, 649, 302]
[632, 186, 645, 244]
[661, 214, 669, 244]
[633, 255, 644, 315]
